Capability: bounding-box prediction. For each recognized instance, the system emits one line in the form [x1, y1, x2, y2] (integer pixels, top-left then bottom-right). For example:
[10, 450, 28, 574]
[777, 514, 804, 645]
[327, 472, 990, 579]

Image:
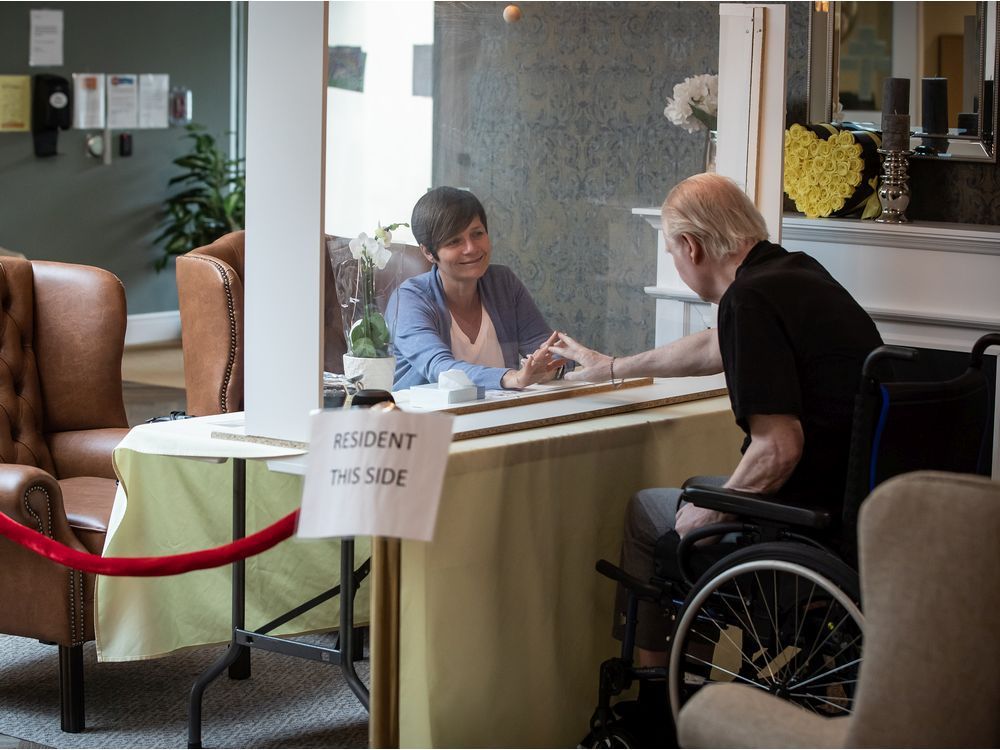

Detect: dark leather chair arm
[681, 483, 832, 529]
[47, 428, 130, 480]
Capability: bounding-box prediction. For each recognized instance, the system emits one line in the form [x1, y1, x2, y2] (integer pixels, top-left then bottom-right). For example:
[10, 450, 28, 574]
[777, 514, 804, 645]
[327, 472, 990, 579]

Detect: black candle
[881, 112, 910, 134]
[957, 112, 978, 136]
[882, 77, 910, 116]
[921, 77, 949, 136]
[881, 114, 910, 151]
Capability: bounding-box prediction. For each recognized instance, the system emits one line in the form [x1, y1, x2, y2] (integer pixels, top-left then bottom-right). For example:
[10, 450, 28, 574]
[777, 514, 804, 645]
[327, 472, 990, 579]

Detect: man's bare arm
[725, 413, 804, 493]
[551, 328, 723, 383]
[675, 413, 803, 538]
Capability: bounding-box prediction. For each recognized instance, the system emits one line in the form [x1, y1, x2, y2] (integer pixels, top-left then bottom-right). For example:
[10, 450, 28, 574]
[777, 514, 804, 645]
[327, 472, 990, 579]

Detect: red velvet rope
[0, 509, 299, 577]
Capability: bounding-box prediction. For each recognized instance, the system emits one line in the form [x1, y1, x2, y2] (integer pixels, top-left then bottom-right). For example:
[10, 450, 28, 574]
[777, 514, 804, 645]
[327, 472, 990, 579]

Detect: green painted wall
[0, 1, 233, 315]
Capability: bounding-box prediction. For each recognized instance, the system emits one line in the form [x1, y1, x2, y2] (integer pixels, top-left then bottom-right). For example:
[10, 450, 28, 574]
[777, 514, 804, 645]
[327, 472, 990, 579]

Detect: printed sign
[107, 74, 138, 129]
[30, 10, 63, 67]
[0, 76, 30, 132]
[297, 408, 453, 542]
[72, 74, 105, 129]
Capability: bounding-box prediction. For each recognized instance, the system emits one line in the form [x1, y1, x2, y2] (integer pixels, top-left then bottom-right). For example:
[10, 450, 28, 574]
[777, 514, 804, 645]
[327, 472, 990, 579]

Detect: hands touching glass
[546, 332, 613, 383]
[501, 331, 568, 389]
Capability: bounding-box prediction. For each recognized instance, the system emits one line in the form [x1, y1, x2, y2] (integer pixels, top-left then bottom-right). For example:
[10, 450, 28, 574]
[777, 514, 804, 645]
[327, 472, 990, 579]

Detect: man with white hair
[551, 173, 882, 700]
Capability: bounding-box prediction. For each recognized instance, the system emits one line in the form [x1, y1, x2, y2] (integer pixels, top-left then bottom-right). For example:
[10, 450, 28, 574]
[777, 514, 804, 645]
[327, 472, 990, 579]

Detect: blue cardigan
[386, 265, 552, 390]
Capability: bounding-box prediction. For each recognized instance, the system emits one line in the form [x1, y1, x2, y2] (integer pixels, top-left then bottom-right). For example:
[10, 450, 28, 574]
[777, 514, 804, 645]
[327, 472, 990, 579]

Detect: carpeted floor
[0, 635, 368, 748]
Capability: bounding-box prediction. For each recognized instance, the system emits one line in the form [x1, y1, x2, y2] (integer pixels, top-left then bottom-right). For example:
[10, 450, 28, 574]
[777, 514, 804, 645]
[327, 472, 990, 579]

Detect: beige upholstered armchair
[177, 231, 429, 416]
[0, 259, 130, 732]
[678, 470, 1000, 749]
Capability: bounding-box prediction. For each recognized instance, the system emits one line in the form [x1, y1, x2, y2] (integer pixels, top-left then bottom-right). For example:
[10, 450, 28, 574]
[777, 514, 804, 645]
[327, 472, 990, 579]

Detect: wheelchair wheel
[668, 542, 863, 722]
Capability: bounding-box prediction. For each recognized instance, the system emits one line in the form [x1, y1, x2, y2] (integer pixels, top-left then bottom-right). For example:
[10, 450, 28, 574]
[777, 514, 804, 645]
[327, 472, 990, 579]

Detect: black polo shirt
[717, 240, 883, 510]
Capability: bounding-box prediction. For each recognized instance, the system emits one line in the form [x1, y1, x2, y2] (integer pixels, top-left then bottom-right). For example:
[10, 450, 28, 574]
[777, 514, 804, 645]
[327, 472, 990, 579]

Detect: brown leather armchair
[177, 231, 430, 416]
[0, 259, 129, 732]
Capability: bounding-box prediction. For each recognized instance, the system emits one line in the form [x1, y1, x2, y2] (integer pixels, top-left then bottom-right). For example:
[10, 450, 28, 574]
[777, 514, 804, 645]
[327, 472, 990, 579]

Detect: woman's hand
[547, 332, 612, 383]
[501, 331, 565, 389]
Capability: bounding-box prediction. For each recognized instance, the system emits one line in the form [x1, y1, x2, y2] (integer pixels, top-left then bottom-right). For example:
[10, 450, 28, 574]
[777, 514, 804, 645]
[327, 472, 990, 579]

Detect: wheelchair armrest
[681, 483, 832, 530]
[595, 559, 663, 601]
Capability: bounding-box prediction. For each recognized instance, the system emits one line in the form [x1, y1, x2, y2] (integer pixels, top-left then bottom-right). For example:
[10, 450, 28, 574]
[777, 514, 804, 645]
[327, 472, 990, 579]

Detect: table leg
[339, 538, 369, 709]
[369, 537, 400, 749]
[186, 458, 370, 748]
[188, 458, 251, 748]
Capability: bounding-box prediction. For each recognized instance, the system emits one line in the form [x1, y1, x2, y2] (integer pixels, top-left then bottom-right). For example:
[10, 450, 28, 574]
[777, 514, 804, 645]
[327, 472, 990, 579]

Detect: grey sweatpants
[612, 476, 728, 650]
[612, 487, 684, 651]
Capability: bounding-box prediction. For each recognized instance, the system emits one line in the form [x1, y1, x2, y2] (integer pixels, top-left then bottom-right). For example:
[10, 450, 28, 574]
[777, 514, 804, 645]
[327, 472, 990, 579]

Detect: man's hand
[547, 332, 612, 383]
[675, 503, 736, 541]
[501, 331, 566, 389]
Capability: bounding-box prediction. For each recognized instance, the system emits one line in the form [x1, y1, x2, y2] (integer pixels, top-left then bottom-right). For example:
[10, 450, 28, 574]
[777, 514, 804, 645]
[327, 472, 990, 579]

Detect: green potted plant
[154, 124, 245, 271]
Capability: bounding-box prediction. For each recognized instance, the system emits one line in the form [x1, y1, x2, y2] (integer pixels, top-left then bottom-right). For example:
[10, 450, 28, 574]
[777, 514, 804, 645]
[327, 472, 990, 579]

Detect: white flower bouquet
[331, 222, 408, 358]
[664, 73, 719, 133]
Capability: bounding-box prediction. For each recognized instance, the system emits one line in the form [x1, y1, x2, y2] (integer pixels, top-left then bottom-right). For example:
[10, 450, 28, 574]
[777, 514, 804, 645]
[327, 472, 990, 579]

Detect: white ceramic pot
[342, 354, 396, 392]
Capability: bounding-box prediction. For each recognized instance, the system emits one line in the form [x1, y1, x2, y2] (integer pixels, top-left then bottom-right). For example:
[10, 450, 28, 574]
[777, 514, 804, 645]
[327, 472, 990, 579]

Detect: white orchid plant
[343, 222, 408, 358]
[664, 73, 719, 133]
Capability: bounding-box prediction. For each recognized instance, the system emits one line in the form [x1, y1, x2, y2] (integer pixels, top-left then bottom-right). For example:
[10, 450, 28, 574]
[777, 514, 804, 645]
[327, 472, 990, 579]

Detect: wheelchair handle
[677, 522, 747, 588]
[971, 332, 1000, 368]
[862, 345, 918, 381]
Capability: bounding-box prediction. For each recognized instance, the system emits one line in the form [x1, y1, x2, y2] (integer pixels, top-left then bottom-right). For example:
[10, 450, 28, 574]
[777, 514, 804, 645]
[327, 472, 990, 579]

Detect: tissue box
[409, 382, 484, 408]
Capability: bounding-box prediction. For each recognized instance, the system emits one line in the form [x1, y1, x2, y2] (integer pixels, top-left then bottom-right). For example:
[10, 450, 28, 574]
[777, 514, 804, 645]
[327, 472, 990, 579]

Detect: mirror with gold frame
[808, 0, 998, 162]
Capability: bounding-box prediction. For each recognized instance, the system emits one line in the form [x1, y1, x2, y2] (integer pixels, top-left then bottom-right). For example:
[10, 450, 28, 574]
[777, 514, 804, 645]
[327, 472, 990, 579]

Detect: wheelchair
[581, 333, 999, 748]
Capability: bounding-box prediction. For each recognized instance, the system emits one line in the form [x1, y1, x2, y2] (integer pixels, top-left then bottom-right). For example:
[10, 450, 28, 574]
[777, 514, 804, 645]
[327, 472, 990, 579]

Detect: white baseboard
[125, 310, 181, 347]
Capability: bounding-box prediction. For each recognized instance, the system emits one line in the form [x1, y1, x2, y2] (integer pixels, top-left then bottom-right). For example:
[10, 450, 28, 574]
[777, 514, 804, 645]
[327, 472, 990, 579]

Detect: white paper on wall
[72, 74, 106, 129]
[106, 74, 138, 129]
[138, 74, 169, 129]
[29, 10, 63, 67]
[297, 408, 454, 542]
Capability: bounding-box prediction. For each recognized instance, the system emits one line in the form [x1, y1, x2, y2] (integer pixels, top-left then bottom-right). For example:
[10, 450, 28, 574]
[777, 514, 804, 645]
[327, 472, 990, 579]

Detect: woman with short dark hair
[387, 186, 562, 390]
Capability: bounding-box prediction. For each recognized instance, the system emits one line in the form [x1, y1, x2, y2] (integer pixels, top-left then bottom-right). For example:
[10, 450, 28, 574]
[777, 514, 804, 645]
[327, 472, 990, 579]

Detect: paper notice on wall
[298, 408, 454, 542]
[30, 9, 63, 67]
[138, 74, 169, 128]
[106, 74, 138, 129]
[72, 74, 106, 129]
[0, 76, 31, 131]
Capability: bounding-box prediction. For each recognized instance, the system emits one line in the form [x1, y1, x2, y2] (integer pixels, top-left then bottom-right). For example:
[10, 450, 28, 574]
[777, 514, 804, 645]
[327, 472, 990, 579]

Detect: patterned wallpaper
[433, 1, 726, 353]
[431, 2, 991, 355]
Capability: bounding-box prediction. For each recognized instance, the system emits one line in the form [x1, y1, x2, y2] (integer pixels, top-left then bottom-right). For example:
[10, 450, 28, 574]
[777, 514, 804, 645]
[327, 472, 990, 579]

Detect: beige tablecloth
[397, 395, 742, 747]
[95, 392, 741, 748]
[96, 415, 368, 662]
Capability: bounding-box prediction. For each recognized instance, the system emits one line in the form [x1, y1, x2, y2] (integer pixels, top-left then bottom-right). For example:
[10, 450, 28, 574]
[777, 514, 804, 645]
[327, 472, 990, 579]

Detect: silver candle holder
[874, 148, 913, 224]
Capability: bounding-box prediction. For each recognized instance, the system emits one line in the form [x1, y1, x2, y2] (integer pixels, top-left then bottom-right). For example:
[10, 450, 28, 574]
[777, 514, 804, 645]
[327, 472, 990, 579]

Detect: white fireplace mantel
[635, 208, 1000, 353]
